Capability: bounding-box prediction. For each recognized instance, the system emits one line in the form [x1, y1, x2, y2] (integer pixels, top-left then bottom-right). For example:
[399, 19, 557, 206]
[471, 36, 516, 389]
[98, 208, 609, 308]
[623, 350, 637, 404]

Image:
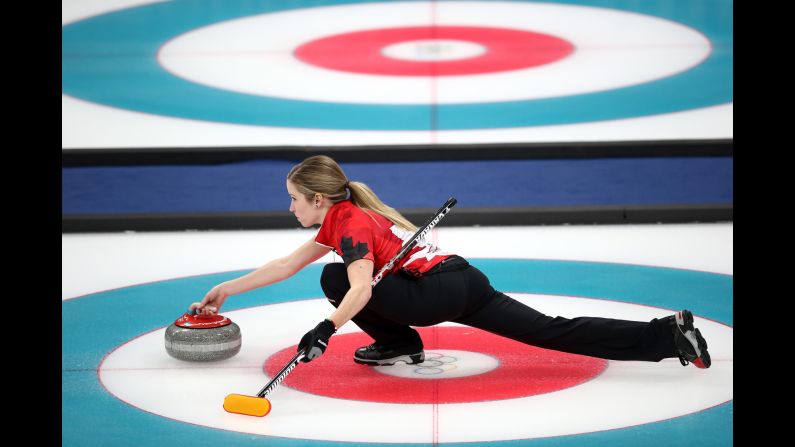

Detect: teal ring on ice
[63, 258, 733, 446]
[61, 0, 733, 130]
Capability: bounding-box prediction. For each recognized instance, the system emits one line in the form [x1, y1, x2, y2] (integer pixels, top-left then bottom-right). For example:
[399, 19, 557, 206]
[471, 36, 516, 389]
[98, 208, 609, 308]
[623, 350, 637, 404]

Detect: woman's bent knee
[320, 263, 349, 304]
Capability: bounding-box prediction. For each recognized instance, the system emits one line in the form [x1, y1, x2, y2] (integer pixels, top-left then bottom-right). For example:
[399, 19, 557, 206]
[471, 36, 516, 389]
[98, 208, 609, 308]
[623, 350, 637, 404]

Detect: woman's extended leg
[452, 266, 678, 362]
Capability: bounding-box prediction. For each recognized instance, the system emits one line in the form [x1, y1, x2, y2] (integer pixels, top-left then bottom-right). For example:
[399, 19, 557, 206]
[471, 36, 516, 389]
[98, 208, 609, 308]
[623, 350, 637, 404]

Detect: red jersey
[315, 200, 453, 277]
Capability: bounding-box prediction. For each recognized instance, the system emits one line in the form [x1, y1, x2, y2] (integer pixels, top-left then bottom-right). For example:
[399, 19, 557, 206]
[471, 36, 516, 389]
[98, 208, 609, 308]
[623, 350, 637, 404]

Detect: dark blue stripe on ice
[61, 157, 732, 215]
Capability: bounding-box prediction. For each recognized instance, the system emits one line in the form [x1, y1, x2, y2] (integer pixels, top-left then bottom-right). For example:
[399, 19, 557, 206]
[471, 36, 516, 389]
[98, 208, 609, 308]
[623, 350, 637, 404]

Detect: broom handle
[257, 349, 305, 397]
[371, 197, 457, 286]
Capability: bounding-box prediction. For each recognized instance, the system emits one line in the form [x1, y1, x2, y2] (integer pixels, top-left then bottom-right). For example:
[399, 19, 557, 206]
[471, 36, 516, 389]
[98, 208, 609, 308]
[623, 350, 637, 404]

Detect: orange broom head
[223, 394, 272, 417]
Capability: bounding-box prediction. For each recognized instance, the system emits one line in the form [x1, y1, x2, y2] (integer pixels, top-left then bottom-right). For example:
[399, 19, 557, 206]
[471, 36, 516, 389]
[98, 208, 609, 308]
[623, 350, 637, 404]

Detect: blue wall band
[61, 158, 734, 214]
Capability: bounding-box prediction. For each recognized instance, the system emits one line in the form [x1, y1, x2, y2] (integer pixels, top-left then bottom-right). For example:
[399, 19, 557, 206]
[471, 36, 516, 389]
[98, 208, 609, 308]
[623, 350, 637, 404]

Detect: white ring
[158, 1, 711, 104]
[99, 294, 732, 443]
[382, 39, 488, 61]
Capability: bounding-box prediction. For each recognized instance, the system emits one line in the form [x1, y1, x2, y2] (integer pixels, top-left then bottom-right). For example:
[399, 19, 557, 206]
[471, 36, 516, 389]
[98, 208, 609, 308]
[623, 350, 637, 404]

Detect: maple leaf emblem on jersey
[340, 236, 370, 266]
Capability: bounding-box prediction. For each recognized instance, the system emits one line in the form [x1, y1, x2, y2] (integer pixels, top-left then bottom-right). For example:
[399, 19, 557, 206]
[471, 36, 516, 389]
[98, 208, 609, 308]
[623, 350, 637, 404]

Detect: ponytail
[287, 155, 417, 232]
[347, 181, 417, 232]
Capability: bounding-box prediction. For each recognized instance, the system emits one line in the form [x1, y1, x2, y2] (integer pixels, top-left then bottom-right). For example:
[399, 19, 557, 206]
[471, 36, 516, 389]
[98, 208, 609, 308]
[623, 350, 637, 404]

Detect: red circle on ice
[294, 26, 575, 76]
[264, 327, 607, 404]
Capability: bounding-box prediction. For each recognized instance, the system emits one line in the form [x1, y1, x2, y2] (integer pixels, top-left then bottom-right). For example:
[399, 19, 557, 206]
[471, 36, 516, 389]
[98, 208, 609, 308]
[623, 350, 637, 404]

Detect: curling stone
[165, 311, 241, 362]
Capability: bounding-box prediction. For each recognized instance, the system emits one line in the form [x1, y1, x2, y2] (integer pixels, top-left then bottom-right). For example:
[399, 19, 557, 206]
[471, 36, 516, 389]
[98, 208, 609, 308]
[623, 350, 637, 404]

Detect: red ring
[264, 327, 606, 404]
[294, 26, 574, 76]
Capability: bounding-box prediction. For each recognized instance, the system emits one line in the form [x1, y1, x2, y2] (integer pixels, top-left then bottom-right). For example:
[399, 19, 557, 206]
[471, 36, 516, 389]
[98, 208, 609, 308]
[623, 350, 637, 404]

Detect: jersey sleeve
[338, 224, 376, 267]
[315, 207, 376, 267]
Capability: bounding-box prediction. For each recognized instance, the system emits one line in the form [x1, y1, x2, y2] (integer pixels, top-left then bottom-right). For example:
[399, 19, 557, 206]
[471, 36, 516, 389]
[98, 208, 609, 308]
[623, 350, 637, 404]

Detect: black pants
[320, 262, 678, 362]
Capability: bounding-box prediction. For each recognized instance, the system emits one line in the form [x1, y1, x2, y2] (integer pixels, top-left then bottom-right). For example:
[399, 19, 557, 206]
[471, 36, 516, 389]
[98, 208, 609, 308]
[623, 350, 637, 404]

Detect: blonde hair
[287, 155, 417, 232]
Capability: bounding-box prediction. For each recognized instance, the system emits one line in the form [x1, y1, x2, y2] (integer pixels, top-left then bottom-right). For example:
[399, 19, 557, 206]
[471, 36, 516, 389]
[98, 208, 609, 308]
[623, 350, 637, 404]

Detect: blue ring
[63, 259, 733, 446]
[61, 0, 733, 130]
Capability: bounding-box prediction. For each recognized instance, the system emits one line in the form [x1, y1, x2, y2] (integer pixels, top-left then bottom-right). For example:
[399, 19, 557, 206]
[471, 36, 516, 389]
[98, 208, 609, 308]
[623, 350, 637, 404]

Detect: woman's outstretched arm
[193, 236, 329, 314]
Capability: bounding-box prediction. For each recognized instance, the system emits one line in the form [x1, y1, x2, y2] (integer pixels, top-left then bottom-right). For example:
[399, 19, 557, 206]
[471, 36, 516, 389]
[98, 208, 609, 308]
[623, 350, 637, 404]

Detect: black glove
[298, 319, 336, 363]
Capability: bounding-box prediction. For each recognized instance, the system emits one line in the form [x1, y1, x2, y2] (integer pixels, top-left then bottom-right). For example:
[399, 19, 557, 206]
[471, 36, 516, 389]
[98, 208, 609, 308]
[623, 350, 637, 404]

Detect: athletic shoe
[354, 339, 425, 366]
[671, 310, 711, 368]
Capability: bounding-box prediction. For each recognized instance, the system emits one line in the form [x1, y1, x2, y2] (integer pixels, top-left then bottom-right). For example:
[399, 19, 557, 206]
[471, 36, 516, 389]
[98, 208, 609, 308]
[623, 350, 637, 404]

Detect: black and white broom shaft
[372, 197, 457, 287]
[256, 349, 305, 397]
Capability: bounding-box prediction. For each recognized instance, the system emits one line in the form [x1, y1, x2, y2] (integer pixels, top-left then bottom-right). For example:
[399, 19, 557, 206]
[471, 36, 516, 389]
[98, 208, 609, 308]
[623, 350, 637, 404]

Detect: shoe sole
[354, 352, 425, 366]
[692, 328, 711, 368]
[676, 310, 711, 369]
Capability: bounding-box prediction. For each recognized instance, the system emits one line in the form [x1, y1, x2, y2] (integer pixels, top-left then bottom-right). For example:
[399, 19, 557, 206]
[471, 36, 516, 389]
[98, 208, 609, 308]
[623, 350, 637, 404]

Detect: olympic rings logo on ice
[373, 349, 500, 380]
[413, 352, 459, 375]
